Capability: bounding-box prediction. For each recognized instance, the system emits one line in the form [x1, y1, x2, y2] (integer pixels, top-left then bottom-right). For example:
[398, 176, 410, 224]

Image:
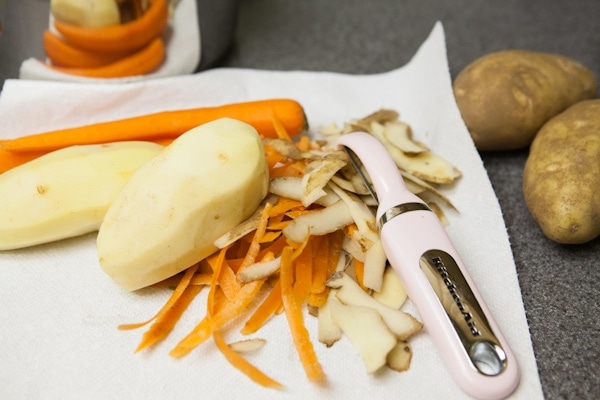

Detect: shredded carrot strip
[280, 246, 325, 382]
[259, 230, 281, 243]
[256, 235, 288, 261]
[188, 273, 213, 286]
[270, 161, 306, 178]
[208, 247, 229, 314]
[269, 198, 304, 217]
[241, 279, 283, 335]
[170, 282, 266, 357]
[271, 114, 291, 141]
[293, 240, 313, 304]
[310, 234, 329, 294]
[295, 135, 311, 152]
[202, 247, 283, 389]
[213, 331, 284, 389]
[237, 202, 273, 274]
[135, 284, 202, 352]
[264, 145, 286, 171]
[170, 206, 273, 357]
[118, 263, 200, 331]
[206, 252, 240, 300]
[353, 258, 367, 290]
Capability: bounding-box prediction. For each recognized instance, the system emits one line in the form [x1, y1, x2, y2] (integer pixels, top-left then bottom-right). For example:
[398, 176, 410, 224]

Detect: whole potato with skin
[453, 50, 597, 151]
[523, 99, 600, 244]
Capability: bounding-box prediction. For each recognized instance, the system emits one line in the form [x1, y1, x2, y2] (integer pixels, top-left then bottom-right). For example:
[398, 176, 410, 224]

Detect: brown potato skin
[523, 99, 600, 244]
[453, 50, 597, 151]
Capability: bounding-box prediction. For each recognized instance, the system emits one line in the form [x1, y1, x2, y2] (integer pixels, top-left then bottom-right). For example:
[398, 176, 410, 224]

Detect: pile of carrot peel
[118, 126, 346, 388]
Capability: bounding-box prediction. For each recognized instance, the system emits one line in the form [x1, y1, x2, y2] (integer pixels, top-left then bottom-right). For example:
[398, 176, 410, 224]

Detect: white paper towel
[18, 0, 200, 83]
[0, 23, 544, 400]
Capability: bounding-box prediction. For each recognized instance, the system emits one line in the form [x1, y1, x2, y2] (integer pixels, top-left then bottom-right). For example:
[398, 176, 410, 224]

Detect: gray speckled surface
[1, 1, 599, 399]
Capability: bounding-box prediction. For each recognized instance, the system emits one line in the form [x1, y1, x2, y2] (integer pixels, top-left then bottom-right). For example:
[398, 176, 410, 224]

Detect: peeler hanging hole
[470, 340, 507, 376]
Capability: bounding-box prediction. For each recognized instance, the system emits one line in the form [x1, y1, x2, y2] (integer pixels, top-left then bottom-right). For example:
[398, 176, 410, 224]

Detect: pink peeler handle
[337, 132, 519, 400]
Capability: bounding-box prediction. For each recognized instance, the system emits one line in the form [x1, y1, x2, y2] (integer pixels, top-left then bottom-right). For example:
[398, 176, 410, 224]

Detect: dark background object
[1, 1, 599, 399]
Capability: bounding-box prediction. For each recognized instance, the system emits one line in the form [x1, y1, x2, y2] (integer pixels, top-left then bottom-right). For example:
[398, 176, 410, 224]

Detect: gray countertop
[1, 1, 599, 399]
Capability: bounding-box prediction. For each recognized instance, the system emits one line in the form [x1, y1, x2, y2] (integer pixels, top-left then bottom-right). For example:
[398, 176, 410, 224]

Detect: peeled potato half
[97, 118, 270, 291]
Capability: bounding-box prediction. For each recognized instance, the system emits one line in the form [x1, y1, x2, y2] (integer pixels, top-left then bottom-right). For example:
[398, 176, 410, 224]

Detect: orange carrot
[0, 149, 47, 174]
[280, 246, 325, 382]
[45, 36, 165, 78]
[43, 30, 132, 68]
[53, 0, 169, 53]
[1, 99, 308, 153]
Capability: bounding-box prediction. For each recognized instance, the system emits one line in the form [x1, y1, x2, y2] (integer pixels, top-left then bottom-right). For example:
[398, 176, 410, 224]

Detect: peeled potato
[51, 0, 121, 28]
[97, 118, 269, 291]
[0, 141, 163, 250]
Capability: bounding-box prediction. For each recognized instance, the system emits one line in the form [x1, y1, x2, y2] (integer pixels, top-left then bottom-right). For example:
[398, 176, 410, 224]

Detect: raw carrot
[280, 246, 325, 382]
[1, 99, 308, 153]
[53, 0, 168, 53]
[0, 149, 47, 174]
[43, 30, 132, 68]
[44, 36, 165, 78]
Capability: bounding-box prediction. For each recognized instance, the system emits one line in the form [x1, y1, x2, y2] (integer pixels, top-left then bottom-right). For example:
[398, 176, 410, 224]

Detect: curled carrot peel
[43, 30, 133, 68]
[280, 246, 326, 382]
[212, 331, 284, 389]
[206, 247, 283, 389]
[53, 0, 169, 53]
[1, 99, 308, 154]
[45, 36, 165, 78]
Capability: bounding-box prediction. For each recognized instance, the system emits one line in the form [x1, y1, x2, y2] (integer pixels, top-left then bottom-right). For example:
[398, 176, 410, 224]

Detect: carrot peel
[280, 246, 325, 383]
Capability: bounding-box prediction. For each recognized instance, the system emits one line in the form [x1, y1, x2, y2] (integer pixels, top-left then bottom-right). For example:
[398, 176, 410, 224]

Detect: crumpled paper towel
[0, 22, 543, 400]
[18, 0, 200, 83]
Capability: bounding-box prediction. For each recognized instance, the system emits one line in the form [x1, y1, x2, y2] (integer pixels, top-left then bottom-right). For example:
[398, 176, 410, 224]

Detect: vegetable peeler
[337, 132, 520, 400]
